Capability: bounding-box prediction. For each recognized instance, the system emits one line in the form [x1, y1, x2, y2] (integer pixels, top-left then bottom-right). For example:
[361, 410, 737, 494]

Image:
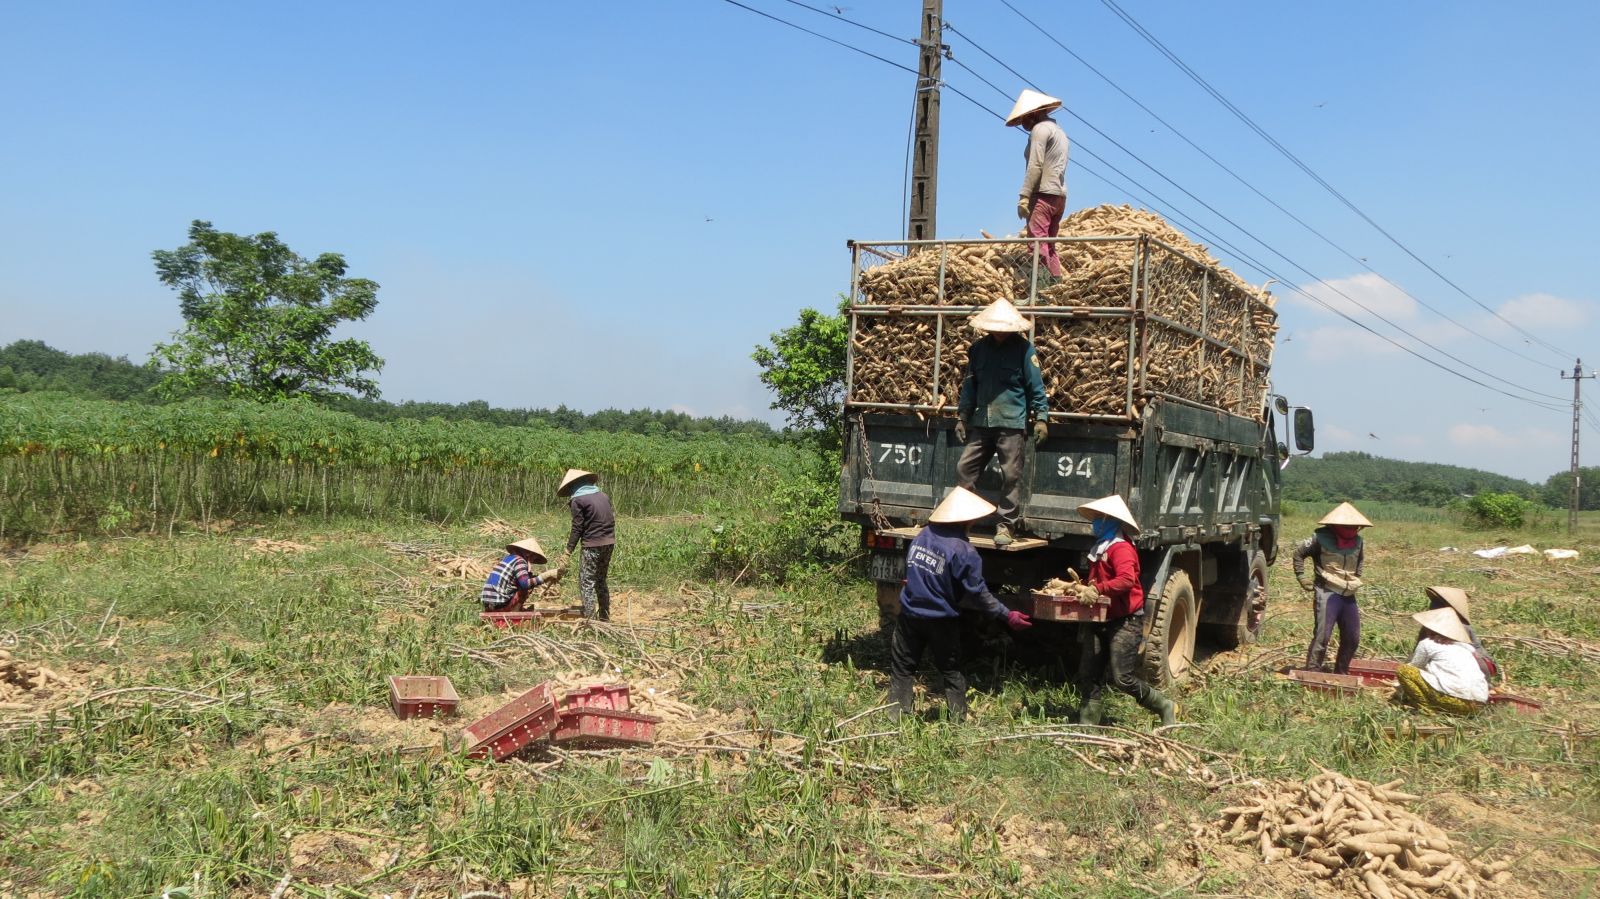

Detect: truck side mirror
[1292, 408, 1315, 453]
[1272, 395, 1290, 416]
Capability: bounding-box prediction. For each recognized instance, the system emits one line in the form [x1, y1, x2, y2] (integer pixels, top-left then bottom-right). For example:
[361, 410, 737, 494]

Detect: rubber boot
[888, 676, 914, 722]
[1140, 690, 1177, 727]
[944, 686, 969, 723]
[993, 524, 1015, 547]
[1076, 694, 1104, 726]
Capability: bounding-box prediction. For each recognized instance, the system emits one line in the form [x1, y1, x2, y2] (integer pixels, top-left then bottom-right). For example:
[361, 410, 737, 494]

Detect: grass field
[1, 507, 1596, 898]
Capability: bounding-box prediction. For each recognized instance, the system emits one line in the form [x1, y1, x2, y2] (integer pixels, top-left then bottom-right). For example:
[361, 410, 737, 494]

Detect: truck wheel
[875, 582, 901, 634]
[1142, 571, 1197, 689]
[1216, 551, 1269, 649]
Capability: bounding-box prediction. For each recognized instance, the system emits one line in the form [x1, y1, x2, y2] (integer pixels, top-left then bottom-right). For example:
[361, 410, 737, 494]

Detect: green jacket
[957, 336, 1049, 430]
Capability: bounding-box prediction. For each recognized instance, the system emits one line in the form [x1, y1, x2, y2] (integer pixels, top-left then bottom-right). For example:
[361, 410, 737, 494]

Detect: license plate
[868, 552, 906, 583]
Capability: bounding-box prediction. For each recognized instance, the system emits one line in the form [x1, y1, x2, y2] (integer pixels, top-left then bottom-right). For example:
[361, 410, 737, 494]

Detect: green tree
[1541, 468, 1600, 511]
[148, 221, 383, 401]
[751, 299, 848, 453]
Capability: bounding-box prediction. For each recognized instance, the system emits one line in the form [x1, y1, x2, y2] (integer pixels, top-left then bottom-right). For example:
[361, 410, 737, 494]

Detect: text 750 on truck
[837, 216, 1314, 687]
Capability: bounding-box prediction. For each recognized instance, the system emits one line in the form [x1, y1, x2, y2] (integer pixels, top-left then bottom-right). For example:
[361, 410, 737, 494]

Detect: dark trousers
[956, 427, 1025, 528]
[888, 615, 969, 720]
[1078, 614, 1156, 705]
[1306, 587, 1359, 673]
[580, 545, 613, 620]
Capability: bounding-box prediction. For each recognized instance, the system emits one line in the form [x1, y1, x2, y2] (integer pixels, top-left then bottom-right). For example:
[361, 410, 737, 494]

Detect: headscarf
[1088, 516, 1124, 561]
[571, 484, 600, 498]
[1330, 524, 1360, 549]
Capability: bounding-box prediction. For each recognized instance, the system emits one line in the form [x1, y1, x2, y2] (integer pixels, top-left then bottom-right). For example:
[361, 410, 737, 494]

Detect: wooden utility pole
[907, 0, 943, 241]
[1561, 359, 1594, 533]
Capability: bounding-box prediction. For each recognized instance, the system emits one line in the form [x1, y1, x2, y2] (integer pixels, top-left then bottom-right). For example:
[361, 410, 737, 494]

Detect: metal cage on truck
[837, 233, 1310, 687]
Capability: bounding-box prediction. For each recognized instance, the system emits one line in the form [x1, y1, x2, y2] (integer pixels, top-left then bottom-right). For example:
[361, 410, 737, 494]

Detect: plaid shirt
[481, 553, 535, 610]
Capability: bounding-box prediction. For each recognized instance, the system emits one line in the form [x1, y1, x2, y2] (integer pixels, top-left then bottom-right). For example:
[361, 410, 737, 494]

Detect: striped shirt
[481, 553, 535, 610]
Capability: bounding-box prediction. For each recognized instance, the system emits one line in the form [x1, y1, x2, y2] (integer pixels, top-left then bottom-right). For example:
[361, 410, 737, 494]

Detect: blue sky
[2, 1, 1596, 481]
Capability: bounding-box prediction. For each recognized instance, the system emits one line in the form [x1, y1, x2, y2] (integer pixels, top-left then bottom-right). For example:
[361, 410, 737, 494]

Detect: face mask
[1092, 517, 1120, 542]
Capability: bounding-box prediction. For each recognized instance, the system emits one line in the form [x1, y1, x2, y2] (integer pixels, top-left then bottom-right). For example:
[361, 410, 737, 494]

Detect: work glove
[954, 419, 968, 443]
[1073, 584, 1102, 604]
[1004, 610, 1033, 632]
[1032, 420, 1049, 446]
[538, 568, 562, 584]
[1297, 577, 1313, 593]
[1017, 196, 1031, 220]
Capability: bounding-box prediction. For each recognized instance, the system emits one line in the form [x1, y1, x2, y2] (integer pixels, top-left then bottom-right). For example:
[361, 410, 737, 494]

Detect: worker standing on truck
[955, 298, 1050, 546]
[1292, 502, 1371, 674]
[558, 468, 616, 621]
[480, 537, 563, 612]
[1007, 88, 1068, 285]
[1072, 495, 1177, 728]
[888, 487, 1033, 723]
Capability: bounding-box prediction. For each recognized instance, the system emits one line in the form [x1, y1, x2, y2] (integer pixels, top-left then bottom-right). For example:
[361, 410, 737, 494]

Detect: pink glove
[1005, 610, 1033, 632]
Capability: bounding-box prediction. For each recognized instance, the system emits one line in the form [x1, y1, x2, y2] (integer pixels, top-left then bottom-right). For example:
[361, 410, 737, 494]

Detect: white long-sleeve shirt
[1409, 637, 1489, 703]
[1020, 119, 1068, 199]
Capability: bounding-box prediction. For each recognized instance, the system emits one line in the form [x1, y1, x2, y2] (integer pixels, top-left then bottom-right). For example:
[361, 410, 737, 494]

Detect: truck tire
[1210, 551, 1268, 650]
[875, 581, 901, 634]
[1142, 570, 1197, 689]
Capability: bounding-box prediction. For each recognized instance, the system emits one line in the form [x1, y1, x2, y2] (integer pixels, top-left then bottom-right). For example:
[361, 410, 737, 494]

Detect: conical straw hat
[1425, 586, 1471, 622]
[970, 298, 1031, 334]
[1076, 495, 1140, 535]
[506, 537, 548, 565]
[928, 486, 997, 524]
[1318, 502, 1372, 527]
[1005, 88, 1062, 126]
[557, 468, 597, 496]
[1412, 607, 1471, 644]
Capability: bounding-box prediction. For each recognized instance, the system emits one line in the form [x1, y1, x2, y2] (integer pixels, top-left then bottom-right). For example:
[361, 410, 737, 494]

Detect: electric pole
[907, 0, 943, 241]
[1560, 359, 1594, 533]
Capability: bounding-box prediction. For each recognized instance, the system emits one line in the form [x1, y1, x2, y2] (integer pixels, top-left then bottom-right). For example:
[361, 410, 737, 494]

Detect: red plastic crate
[1284, 669, 1369, 695]
[1346, 658, 1402, 682]
[1488, 692, 1542, 715]
[480, 611, 543, 629]
[1029, 591, 1109, 623]
[559, 683, 631, 712]
[461, 684, 560, 760]
[551, 708, 660, 747]
[388, 675, 460, 720]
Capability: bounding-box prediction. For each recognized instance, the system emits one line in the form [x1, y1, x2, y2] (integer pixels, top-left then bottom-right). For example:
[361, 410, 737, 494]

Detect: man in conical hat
[1007, 88, 1068, 284]
[558, 469, 616, 620]
[1292, 502, 1372, 673]
[888, 487, 1033, 723]
[480, 536, 563, 612]
[1394, 607, 1488, 715]
[955, 299, 1050, 546]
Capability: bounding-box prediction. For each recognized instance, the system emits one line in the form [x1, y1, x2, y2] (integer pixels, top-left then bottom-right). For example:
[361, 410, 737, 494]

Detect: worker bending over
[955, 298, 1050, 546]
[481, 537, 562, 612]
[1073, 495, 1176, 727]
[889, 487, 1033, 723]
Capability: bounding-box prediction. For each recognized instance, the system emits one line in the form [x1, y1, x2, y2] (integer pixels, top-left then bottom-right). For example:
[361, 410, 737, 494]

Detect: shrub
[1454, 491, 1537, 530]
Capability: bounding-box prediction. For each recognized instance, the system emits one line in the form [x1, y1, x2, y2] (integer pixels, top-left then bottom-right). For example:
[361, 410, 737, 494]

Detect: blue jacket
[899, 524, 1009, 620]
[957, 336, 1049, 430]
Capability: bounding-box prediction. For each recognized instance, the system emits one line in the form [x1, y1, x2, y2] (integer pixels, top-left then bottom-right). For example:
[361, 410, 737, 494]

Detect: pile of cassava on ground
[0, 649, 69, 706]
[1211, 769, 1514, 898]
[850, 205, 1277, 419]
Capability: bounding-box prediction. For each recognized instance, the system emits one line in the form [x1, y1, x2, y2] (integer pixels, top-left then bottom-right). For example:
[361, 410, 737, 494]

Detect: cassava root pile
[851, 205, 1277, 419]
[0, 649, 71, 705]
[1212, 770, 1512, 898]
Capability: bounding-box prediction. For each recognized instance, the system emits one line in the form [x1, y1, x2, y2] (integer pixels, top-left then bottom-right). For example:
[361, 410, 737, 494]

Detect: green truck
[837, 232, 1314, 686]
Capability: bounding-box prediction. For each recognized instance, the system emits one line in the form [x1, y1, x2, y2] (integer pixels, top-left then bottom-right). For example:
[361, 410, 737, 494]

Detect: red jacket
[1089, 540, 1144, 618]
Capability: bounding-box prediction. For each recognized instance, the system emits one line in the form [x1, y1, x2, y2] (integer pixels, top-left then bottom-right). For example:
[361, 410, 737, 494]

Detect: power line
[1092, 0, 1574, 361]
[713, 0, 1571, 412]
[774, 0, 915, 45]
[940, 32, 1568, 405]
[973, 7, 1554, 372]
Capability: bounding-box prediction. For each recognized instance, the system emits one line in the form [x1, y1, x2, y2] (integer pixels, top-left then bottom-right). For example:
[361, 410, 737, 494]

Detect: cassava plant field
[0, 393, 811, 540]
[1, 440, 1597, 896]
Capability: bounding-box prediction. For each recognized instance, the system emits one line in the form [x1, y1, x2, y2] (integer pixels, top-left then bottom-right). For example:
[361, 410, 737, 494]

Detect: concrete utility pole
[907, 0, 943, 241]
[1560, 359, 1594, 533]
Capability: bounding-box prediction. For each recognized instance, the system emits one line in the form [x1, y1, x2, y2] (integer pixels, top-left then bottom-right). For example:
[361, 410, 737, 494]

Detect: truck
[837, 227, 1314, 687]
